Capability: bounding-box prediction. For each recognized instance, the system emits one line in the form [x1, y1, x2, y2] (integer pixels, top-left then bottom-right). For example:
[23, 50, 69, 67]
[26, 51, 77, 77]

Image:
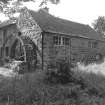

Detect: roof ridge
[0, 8, 104, 41]
[31, 9, 89, 27]
[29, 9, 104, 40]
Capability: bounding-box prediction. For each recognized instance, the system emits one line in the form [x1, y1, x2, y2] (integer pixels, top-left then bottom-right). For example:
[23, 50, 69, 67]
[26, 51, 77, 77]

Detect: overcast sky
[0, 0, 105, 26]
[48, 0, 105, 26]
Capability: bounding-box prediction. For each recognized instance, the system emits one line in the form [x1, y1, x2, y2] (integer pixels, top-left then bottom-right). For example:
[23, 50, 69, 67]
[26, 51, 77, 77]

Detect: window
[53, 36, 61, 45]
[88, 41, 98, 48]
[1, 47, 3, 57]
[65, 38, 69, 45]
[5, 47, 9, 56]
[63, 37, 69, 45]
[93, 41, 98, 48]
[53, 36, 70, 46]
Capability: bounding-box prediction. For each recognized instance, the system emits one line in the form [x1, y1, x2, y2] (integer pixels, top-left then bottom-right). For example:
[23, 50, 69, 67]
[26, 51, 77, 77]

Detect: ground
[1, 62, 105, 105]
[0, 67, 15, 77]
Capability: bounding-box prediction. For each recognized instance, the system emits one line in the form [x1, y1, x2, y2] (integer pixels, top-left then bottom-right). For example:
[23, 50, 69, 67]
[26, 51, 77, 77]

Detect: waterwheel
[10, 36, 37, 72]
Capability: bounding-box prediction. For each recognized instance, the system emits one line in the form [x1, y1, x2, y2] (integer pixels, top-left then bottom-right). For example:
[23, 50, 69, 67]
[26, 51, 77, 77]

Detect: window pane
[59, 37, 61, 45]
[94, 41, 98, 48]
[53, 36, 58, 45]
[65, 38, 69, 45]
[88, 41, 98, 48]
[63, 37, 65, 45]
[5, 47, 9, 56]
[53, 36, 61, 45]
[1, 47, 3, 57]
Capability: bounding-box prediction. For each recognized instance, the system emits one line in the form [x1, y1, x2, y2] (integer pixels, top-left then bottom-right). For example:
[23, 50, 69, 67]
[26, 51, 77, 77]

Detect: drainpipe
[42, 32, 44, 70]
[70, 38, 71, 64]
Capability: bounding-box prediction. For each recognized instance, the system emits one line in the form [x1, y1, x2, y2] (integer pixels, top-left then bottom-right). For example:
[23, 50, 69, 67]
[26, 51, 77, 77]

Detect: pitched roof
[0, 9, 104, 41]
[30, 9, 105, 41]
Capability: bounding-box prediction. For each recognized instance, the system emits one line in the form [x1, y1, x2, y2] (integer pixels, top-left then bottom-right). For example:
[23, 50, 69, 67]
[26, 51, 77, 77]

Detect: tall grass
[1, 61, 105, 105]
[73, 61, 105, 99]
[76, 58, 105, 75]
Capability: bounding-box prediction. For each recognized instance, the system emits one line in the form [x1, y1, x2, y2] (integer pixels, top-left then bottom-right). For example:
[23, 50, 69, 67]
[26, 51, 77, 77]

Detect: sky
[48, 0, 105, 26]
[0, 0, 105, 26]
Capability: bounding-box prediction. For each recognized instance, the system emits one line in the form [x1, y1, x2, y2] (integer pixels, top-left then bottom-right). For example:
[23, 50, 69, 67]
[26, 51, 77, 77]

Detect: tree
[92, 16, 105, 35]
[0, 0, 60, 20]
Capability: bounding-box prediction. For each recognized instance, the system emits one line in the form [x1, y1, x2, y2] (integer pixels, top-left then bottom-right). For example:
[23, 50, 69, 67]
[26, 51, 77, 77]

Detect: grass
[75, 70, 105, 96]
[1, 65, 105, 105]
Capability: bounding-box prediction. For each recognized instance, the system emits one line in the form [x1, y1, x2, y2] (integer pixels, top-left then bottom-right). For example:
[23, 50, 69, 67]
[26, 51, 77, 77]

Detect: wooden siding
[0, 24, 18, 58]
[43, 32, 105, 69]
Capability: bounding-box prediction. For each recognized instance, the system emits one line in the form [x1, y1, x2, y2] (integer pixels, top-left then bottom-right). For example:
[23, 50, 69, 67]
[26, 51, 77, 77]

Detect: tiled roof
[30, 9, 105, 41]
[0, 9, 104, 41]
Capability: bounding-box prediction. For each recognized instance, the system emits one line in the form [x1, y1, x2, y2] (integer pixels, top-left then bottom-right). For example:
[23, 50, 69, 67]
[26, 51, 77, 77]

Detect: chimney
[42, 7, 49, 13]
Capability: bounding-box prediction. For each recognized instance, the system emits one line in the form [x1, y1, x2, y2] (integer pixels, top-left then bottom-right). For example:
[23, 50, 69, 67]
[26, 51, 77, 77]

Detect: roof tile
[30, 9, 105, 41]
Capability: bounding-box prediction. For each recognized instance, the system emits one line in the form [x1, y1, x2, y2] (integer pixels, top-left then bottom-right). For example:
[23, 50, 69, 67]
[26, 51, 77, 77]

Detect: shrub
[45, 62, 74, 84]
[1, 64, 105, 105]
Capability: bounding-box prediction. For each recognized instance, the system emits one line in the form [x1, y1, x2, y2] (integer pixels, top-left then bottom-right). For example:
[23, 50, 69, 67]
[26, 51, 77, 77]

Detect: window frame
[53, 35, 70, 46]
[53, 36, 61, 45]
[5, 46, 9, 56]
[88, 41, 98, 48]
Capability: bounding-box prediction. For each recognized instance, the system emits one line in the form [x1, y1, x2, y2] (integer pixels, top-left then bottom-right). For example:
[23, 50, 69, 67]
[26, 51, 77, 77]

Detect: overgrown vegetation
[45, 62, 74, 84]
[1, 63, 105, 105]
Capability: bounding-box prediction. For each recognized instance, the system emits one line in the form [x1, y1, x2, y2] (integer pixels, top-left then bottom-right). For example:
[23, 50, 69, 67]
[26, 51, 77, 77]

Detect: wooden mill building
[0, 8, 105, 70]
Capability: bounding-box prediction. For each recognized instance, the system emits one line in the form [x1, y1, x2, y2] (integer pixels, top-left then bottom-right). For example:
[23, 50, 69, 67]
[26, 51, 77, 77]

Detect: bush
[45, 62, 74, 84]
[1, 64, 105, 105]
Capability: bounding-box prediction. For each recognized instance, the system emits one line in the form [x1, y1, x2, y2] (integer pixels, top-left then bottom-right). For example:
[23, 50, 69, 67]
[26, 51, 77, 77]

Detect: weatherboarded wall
[0, 24, 18, 58]
[42, 32, 105, 69]
[43, 32, 70, 69]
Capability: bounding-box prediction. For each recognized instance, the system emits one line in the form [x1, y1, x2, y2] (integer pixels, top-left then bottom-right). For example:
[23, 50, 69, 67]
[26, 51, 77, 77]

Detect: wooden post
[69, 38, 71, 64]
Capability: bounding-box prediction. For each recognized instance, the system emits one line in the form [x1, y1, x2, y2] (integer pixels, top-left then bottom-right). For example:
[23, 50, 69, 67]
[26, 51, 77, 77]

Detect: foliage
[45, 62, 74, 84]
[0, 0, 60, 4]
[1, 67, 105, 104]
[73, 69, 105, 97]
[92, 16, 105, 35]
[0, 0, 60, 20]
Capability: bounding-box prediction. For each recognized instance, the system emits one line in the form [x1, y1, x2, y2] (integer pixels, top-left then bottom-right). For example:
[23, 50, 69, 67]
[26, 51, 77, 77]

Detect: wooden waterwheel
[10, 36, 37, 71]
